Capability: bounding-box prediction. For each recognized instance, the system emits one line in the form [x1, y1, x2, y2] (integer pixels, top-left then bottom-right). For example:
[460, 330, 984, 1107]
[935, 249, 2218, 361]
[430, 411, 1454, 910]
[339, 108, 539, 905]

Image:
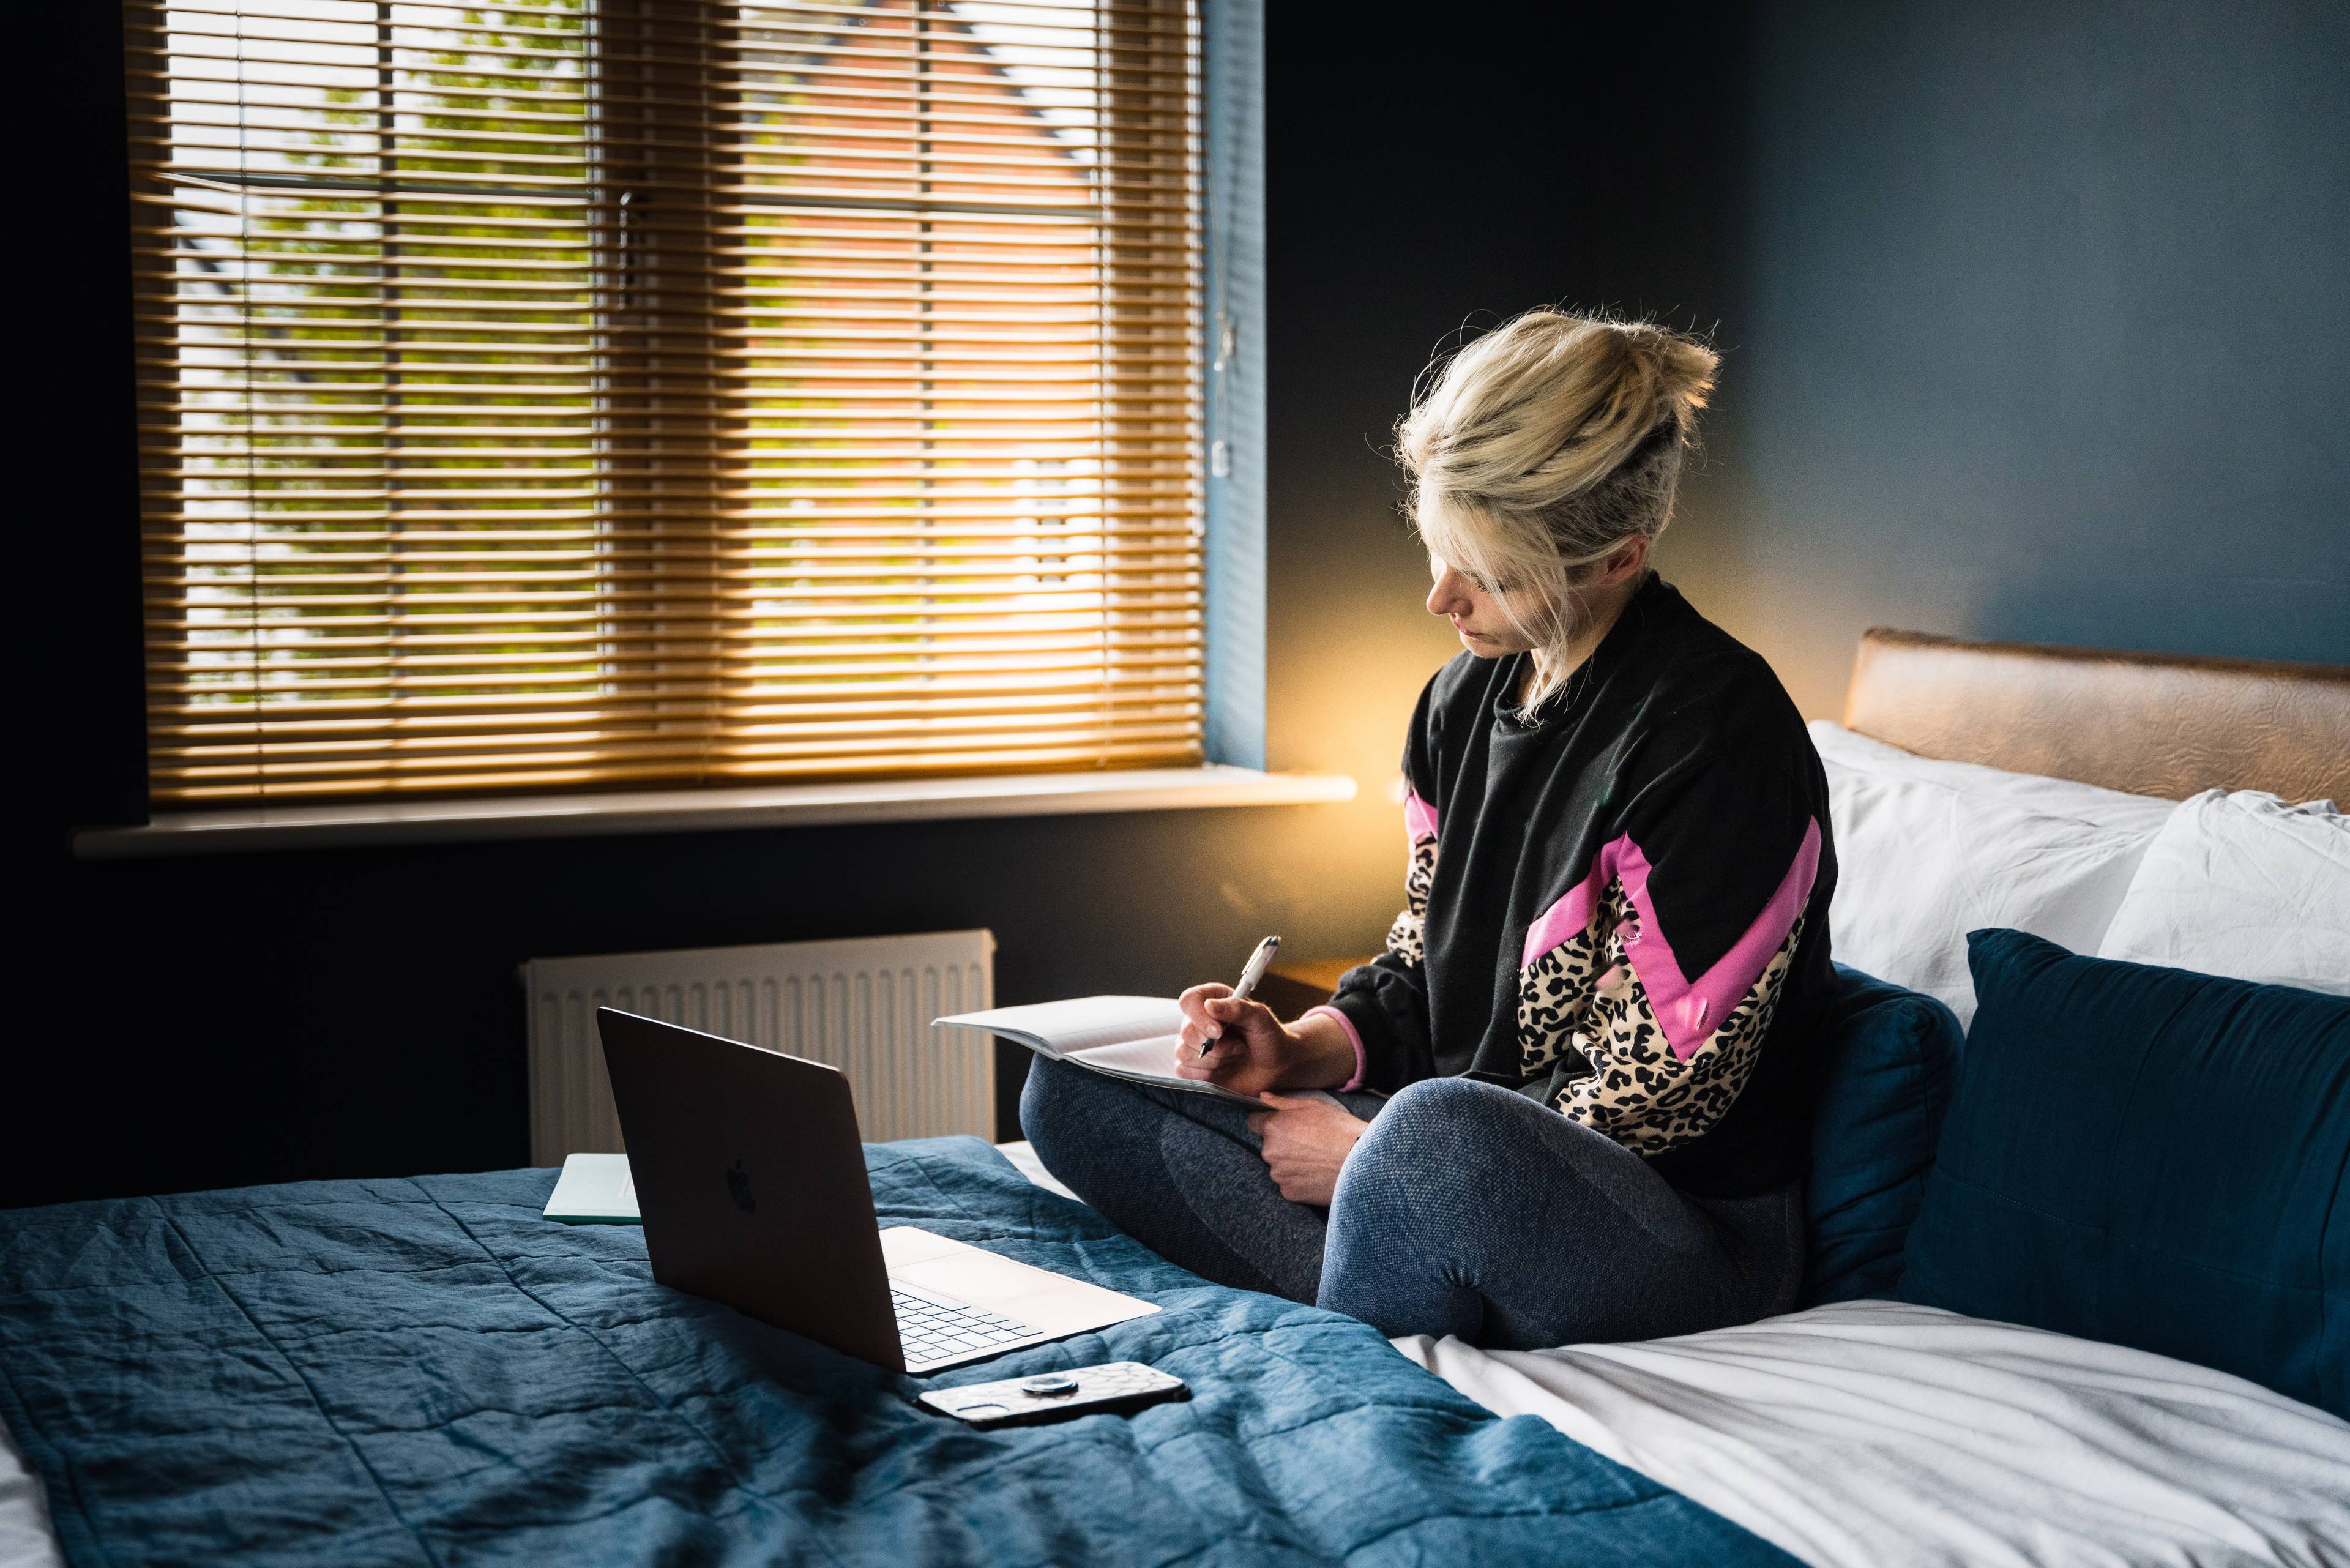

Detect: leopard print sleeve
[1517, 817, 1825, 1156]
[1515, 884, 1622, 1073]
[1384, 790, 1439, 968]
[1555, 909, 1807, 1154]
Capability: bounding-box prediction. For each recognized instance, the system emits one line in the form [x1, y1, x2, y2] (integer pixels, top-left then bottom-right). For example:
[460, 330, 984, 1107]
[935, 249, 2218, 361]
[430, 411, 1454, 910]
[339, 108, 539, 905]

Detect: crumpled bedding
[0, 1137, 1791, 1567]
[1396, 1301, 2350, 1568]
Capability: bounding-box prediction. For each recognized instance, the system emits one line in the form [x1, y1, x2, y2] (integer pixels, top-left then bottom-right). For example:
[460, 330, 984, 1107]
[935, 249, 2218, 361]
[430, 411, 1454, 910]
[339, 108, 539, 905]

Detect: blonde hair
[1398, 309, 1718, 707]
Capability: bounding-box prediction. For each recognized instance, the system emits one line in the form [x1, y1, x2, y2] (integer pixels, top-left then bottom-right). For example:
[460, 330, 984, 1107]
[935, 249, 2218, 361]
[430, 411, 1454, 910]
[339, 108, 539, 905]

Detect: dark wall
[1261, 1, 1756, 913]
[12, 3, 1748, 1208]
[48, 810, 1389, 1201]
[1698, 0, 2350, 714]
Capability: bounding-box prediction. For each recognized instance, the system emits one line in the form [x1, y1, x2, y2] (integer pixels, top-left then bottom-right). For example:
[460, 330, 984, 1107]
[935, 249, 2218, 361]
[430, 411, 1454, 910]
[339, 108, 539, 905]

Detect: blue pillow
[1798, 965, 1964, 1305]
[1898, 928, 2350, 1420]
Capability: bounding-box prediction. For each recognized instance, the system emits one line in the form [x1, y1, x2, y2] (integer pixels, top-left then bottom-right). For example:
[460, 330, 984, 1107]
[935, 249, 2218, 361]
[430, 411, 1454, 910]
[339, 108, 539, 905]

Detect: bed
[4, 630, 2347, 1567]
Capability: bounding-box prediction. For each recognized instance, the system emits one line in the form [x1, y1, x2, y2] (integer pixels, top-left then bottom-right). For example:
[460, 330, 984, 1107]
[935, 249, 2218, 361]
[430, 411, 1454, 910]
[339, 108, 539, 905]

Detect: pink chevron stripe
[1620, 816, 1822, 1062]
[1520, 859, 1611, 968]
[1519, 817, 1822, 1062]
[1404, 789, 1439, 843]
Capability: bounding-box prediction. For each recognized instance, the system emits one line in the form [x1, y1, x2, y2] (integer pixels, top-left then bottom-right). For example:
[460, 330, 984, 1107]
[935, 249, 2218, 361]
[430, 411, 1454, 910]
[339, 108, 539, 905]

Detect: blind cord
[239, 0, 264, 795]
[1205, 1, 1242, 482]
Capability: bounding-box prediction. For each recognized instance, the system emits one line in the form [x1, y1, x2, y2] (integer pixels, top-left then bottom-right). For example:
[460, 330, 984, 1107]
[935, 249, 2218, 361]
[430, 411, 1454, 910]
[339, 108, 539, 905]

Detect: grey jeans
[1019, 1059, 1805, 1349]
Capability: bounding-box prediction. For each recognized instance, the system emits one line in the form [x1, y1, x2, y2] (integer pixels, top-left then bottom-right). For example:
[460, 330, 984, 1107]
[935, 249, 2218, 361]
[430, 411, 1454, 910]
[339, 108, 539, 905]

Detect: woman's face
[1426, 553, 1542, 657]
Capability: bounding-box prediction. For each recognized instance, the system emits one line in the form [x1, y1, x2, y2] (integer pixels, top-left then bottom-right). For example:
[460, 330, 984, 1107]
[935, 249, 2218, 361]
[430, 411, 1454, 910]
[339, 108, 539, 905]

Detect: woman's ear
[1600, 534, 1651, 584]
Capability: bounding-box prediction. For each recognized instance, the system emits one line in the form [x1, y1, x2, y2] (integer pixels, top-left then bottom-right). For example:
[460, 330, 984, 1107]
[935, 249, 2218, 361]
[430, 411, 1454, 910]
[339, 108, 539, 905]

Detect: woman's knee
[1343, 1077, 1518, 1193]
[1016, 1056, 1100, 1159]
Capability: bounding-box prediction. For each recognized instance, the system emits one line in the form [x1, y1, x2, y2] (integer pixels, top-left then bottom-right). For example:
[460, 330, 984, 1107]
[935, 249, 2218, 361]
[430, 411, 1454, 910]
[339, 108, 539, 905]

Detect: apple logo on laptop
[726, 1160, 755, 1214]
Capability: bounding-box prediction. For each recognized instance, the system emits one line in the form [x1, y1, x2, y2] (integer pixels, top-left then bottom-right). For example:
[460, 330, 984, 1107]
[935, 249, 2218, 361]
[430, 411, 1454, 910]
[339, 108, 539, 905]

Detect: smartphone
[917, 1362, 1188, 1428]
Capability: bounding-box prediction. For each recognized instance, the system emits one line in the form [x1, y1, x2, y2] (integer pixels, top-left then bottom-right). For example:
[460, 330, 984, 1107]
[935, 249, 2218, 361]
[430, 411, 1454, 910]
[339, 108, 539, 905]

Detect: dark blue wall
[1680, 0, 2350, 714]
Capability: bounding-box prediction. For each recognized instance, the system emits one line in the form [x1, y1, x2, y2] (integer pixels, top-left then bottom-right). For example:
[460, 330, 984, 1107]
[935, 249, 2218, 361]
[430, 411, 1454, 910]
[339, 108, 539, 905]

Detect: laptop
[595, 1007, 1158, 1373]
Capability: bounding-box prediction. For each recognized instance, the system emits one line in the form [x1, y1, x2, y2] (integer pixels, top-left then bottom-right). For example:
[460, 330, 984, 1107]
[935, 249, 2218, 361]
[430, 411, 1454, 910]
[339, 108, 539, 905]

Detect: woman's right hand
[1174, 984, 1352, 1096]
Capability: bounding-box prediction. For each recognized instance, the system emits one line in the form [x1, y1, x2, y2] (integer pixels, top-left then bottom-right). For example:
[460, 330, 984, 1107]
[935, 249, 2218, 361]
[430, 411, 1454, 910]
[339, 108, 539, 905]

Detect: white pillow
[1810, 721, 2176, 1025]
[2096, 790, 2350, 995]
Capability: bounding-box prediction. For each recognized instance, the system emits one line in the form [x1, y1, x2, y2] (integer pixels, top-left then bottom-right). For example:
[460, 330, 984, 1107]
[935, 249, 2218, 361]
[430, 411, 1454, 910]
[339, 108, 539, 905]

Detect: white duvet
[0, 1416, 60, 1568]
[1394, 1301, 2350, 1568]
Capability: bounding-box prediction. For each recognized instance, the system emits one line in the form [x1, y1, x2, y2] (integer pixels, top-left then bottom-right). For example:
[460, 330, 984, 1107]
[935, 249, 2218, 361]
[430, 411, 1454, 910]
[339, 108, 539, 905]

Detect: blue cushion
[1798, 965, 1964, 1305]
[1898, 928, 2350, 1420]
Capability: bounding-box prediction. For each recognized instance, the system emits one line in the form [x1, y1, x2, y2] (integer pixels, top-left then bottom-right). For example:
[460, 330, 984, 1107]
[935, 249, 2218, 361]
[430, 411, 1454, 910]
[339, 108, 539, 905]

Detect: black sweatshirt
[1322, 575, 1838, 1198]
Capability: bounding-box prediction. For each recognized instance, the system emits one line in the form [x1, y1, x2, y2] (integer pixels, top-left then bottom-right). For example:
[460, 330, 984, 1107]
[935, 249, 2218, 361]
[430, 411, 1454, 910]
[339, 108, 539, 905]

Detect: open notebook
[936, 996, 1271, 1108]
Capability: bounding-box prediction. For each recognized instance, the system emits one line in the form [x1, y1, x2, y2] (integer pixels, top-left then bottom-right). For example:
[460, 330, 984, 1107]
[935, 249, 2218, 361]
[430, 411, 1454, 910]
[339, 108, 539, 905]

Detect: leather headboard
[1842, 628, 2350, 804]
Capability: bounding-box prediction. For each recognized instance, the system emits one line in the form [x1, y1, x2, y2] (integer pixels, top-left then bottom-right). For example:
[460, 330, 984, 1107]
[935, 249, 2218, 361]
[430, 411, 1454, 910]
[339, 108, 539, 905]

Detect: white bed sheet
[1395, 1302, 2350, 1568]
[996, 1136, 1080, 1200]
[0, 1415, 61, 1568]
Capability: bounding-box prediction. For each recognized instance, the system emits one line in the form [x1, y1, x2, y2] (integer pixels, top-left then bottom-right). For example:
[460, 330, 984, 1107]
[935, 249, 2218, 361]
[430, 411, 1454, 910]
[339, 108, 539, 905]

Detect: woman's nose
[1427, 569, 1467, 618]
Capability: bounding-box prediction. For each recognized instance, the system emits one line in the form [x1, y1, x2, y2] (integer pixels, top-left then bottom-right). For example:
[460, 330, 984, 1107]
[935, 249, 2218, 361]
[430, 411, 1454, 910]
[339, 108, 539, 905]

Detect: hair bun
[1613, 321, 1719, 431]
[1397, 307, 1718, 556]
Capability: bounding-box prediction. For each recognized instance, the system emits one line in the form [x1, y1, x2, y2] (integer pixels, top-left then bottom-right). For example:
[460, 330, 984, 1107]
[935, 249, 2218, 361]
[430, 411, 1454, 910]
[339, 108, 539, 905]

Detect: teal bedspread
[0, 1137, 1792, 1566]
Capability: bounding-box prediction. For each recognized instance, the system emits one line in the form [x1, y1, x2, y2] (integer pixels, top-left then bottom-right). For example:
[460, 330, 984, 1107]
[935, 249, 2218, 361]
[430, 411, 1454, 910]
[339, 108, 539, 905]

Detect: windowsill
[72, 765, 1359, 859]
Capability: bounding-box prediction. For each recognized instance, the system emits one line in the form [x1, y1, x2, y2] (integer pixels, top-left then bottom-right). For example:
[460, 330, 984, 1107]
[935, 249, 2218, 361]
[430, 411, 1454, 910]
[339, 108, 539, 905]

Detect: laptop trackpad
[881, 1226, 1159, 1337]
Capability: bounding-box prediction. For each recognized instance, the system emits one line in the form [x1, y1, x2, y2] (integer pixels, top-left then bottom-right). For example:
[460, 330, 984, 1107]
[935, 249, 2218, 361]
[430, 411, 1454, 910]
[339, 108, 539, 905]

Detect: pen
[1196, 935, 1280, 1063]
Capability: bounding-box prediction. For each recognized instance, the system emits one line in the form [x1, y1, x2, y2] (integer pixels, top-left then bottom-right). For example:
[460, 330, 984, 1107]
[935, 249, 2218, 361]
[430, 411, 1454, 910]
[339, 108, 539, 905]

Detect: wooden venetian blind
[124, 0, 1202, 804]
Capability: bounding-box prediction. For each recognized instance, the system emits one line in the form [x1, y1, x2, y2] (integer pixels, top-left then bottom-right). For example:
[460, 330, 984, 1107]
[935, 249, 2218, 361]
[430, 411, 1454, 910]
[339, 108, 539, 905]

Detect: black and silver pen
[1195, 935, 1280, 1064]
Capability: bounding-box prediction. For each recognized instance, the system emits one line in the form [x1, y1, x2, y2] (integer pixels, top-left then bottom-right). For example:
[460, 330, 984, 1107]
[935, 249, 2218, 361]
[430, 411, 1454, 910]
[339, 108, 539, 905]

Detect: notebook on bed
[936, 995, 1270, 1107]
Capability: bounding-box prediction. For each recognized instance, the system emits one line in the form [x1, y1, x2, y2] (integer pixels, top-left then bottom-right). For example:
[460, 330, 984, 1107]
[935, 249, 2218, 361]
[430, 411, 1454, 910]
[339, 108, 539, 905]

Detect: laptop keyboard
[892, 1280, 1038, 1367]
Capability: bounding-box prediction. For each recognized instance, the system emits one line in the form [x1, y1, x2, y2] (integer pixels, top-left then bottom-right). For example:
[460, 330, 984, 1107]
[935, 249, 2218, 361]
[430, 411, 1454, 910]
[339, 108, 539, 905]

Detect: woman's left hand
[1246, 1093, 1370, 1207]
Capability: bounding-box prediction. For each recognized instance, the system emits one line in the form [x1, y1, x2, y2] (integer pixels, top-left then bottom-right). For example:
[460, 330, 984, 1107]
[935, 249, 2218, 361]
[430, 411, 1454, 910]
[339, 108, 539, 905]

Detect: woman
[1022, 309, 1838, 1350]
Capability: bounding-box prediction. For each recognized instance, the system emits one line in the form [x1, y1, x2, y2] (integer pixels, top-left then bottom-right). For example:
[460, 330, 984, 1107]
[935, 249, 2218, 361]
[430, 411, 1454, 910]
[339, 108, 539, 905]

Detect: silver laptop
[595, 1007, 1157, 1373]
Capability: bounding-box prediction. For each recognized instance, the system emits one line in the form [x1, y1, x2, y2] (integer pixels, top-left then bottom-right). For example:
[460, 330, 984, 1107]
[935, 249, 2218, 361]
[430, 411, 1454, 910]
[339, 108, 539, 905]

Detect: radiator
[522, 930, 995, 1165]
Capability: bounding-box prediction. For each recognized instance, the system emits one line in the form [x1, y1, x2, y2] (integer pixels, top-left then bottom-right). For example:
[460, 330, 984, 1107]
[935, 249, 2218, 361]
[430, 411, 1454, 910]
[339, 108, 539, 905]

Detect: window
[124, 0, 1202, 804]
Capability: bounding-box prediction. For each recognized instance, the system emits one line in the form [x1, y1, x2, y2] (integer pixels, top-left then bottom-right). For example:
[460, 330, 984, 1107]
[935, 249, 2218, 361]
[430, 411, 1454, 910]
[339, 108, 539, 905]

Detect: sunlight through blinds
[124, 0, 1202, 803]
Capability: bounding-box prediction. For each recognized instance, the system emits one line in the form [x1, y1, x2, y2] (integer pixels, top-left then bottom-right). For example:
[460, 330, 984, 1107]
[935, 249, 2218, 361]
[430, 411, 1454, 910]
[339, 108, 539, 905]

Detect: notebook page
[934, 995, 1185, 1056]
[1065, 1039, 1345, 1109]
[543, 1152, 641, 1224]
[1065, 1033, 1192, 1081]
